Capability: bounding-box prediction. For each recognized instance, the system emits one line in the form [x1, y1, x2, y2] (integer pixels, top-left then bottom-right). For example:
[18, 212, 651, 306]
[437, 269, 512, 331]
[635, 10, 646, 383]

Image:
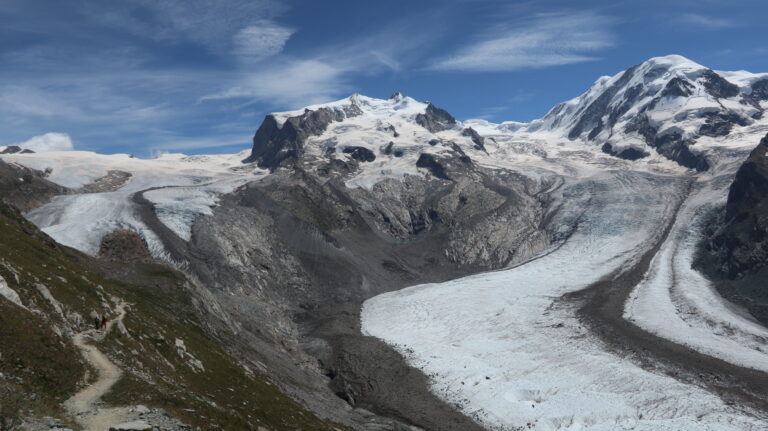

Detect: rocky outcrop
[415, 103, 456, 133]
[660, 77, 694, 98]
[699, 112, 750, 137]
[704, 134, 768, 277]
[461, 127, 486, 152]
[98, 230, 151, 261]
[245, 106, 359, 169]
[0, 146, 34, 154]
[600, 143, 648, 161]
[77, 170, 132, 193]
[342, 146, 376, 162]
[380, 141, 403, 157]
[624, 114, 710, 171]
[750, 79, 768, 102]
[0, 159, 67, 212]
[416, 153, 450, 180]
[698, 133, 768, 323]
[701, 69, 740, 99]
[415, 142, 475, 182]
[653, 131, 710, 171]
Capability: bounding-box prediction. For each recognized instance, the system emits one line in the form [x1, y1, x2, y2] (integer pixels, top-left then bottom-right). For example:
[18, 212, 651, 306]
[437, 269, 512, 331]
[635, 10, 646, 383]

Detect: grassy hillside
[0, 202, 345, 430]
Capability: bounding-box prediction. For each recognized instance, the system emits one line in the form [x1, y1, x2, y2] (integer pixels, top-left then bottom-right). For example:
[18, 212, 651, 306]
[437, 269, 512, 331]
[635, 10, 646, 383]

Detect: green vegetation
[0, 202, 345, 430]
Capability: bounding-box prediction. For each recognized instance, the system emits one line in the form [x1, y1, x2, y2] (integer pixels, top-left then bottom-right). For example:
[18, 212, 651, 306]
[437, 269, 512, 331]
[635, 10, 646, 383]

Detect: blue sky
[1, 0, 766, 156]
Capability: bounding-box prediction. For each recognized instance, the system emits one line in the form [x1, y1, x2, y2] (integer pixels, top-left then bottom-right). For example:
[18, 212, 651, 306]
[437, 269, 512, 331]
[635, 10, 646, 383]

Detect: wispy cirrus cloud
[81, 0, 288, 50]
[679, 13, 735, 29]
[201, 16, 443, 109]
[0, 0, 295, 154]
[233, 22, 295, 63]
[202, 59, 351, 107]
[428, 11, 615, 72]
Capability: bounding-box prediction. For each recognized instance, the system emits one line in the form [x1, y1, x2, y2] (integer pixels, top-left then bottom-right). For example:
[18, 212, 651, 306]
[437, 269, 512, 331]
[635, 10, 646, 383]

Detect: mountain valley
[3, 55, 768, 430]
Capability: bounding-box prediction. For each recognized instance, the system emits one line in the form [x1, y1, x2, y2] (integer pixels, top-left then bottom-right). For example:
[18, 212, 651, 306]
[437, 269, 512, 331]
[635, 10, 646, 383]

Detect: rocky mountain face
[0, 159, 66, 213]
[68, 90, 562, 430]
[0, 145, 34, 154]
[148, 127, 552, 429]
[698, 133, 768, 323]
[719, 133, 768, 276]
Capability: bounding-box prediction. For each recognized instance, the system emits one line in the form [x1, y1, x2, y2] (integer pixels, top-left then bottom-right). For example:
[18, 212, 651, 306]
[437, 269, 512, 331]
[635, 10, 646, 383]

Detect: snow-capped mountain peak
[494, 54, 768, 170]
[245, 55, 768, 180]
[245, 93, 460, 171]
[269, 93, 430, 129]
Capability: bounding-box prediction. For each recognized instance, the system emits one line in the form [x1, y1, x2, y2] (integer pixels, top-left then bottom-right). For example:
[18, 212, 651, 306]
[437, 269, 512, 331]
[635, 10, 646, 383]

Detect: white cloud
[429, 12, 615, 72]
[17, 132, 74, 152]
[202, 59, 350, 108]
[83, 0, 286, 50]
[201, 17, 441, 109]
[148, 135, 250, 156]
[233, 22, 295, 63]
[679, 13, 735, 29]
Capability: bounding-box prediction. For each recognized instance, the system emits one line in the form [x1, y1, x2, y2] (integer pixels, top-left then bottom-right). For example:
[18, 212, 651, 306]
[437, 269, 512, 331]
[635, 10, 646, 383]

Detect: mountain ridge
[246, 55, 768, 173]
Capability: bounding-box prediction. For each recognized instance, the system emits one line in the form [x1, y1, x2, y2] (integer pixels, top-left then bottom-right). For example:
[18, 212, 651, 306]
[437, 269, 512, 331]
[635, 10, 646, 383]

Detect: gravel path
[65, 303, 132, 431]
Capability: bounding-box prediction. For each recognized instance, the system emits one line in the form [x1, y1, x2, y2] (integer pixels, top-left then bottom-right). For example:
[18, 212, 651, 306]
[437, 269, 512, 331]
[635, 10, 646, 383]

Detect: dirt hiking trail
[64, 303, 133, 431]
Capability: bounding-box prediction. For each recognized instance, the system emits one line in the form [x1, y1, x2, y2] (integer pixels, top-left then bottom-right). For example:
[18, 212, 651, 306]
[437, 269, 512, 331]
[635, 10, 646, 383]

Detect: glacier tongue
[9, 150, 265, 260]
[624, 173, 768, 372]
[361, 168, 767, 430]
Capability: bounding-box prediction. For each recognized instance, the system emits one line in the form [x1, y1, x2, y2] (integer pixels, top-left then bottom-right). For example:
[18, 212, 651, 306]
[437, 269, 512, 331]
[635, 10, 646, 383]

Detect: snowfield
[3, 150, 264, 259]
[362, 167, 768, 430]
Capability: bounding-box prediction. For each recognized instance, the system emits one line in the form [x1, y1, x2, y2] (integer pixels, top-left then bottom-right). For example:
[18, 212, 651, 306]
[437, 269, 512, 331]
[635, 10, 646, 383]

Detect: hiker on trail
[100, 316, 107, 330]
[94, 317, 100, 330]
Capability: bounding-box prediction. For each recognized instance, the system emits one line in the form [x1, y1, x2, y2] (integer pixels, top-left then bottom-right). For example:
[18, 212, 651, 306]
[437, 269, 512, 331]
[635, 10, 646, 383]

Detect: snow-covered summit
[476, 55, 768, 170]
[270, 93, 431, 128]
[246, 92, 460, 170]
